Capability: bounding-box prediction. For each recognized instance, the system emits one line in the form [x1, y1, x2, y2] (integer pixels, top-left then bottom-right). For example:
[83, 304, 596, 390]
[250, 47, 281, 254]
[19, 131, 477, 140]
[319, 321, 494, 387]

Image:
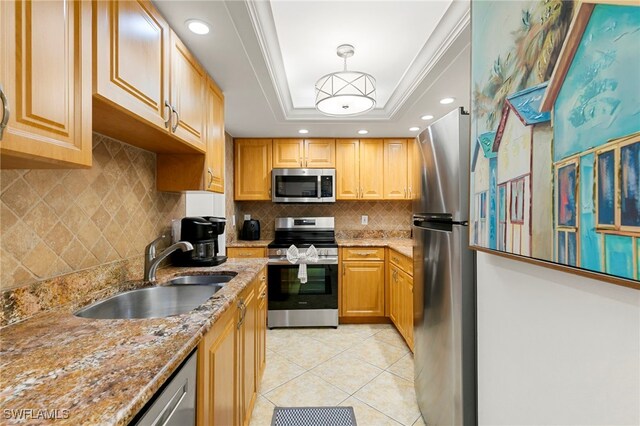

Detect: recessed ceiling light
[186, 19, 210, 35]
[358, 129, 369, 135]
[298, 129, 309, 134]
[440, 97, 455, 105]
[409, 127, 420, 132]
[421, 115, 434, 120]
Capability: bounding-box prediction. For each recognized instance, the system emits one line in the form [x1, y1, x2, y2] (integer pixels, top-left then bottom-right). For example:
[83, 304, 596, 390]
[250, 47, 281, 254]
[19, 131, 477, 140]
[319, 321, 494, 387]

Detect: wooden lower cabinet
[256, 270, 267, 385]
[197, 267, 267, 426]
[340, 248, 385, 317]
[388, 251, 414, 351]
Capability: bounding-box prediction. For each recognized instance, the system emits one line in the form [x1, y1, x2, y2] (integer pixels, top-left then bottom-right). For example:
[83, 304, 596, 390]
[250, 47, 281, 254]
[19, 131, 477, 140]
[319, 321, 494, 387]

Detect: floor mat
[271, 406, 357, 426]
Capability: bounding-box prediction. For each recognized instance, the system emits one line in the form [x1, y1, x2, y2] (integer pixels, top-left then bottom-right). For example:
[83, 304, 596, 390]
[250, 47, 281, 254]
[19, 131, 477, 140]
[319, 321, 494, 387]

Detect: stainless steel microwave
[271, 168, 335, 203]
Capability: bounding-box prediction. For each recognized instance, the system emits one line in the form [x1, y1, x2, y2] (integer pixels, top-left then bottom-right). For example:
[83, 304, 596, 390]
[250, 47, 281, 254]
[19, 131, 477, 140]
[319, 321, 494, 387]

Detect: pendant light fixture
[315, 44, 376, 116]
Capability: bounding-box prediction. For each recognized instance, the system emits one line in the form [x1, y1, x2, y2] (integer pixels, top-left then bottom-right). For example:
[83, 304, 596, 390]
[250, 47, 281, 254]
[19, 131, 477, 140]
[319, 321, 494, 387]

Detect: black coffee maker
[172, 217, 227, 266]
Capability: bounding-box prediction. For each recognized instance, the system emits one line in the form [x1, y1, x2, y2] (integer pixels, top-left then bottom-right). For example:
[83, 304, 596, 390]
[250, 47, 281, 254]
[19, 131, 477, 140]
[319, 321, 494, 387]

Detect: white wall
[183, 192, 226, 254]
[477, 252, 640, 425]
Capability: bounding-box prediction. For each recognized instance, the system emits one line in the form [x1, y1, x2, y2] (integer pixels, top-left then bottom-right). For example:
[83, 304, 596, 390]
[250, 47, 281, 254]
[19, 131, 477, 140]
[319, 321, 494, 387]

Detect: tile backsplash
[234, 200, 412, 240]
[0, 133, 185, 291]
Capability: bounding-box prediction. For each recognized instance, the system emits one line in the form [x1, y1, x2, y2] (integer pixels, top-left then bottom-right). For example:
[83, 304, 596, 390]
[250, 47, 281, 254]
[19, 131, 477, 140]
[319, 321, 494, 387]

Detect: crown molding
[229, 0, 470, 122]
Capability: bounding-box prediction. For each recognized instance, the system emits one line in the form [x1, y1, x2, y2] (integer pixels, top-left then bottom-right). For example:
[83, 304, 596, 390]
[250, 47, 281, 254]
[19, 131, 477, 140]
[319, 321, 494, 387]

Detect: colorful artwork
[471, 1, 640, 284]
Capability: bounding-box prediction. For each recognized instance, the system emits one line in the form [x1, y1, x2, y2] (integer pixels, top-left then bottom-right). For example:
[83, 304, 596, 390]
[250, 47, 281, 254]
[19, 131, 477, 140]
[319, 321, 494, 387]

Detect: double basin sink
[75, 273, 237, 320]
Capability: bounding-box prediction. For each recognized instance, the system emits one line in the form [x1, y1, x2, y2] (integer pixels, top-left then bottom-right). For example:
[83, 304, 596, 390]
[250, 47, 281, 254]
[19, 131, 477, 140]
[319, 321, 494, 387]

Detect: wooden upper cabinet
[234, 139, 272, 200]
[169, 31, 206, 150]
[206, 83, 225, 193]
[384, 139, 409, 199]
[359, 139, 384, 199]
[273, 139, 304, 168]
[305, 139, 335, 168]
[93, 0, 170, 131]
[93, 0, 206, 155]
[336, 139, 360, 200]
[272, 138, 335, 168]
[0, 0, 92, 168]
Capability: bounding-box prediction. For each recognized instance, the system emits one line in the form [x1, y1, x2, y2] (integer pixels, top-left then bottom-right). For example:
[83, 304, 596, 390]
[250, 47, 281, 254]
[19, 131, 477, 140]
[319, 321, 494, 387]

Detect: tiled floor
[249, 324, 426, 426]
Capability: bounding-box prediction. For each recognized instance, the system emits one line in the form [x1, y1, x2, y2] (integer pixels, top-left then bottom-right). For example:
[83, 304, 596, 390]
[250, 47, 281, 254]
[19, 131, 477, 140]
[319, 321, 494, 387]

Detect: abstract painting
[470, 0, 640, 285]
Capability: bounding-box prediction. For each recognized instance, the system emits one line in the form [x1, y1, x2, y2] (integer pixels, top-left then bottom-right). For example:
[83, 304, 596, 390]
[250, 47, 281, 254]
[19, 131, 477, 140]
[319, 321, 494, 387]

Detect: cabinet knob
[0, 85, 10, 140]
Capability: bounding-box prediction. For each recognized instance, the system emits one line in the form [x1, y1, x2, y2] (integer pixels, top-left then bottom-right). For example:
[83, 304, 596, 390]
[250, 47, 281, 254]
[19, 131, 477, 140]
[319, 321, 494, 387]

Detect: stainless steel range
[267, 217, 338, 328]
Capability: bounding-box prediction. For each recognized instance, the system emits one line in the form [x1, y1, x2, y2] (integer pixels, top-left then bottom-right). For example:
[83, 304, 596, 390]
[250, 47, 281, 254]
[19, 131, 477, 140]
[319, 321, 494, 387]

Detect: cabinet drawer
[227, 247, 265, 258]
[342, 247, 385, 261]
[389, 249, 413, 276]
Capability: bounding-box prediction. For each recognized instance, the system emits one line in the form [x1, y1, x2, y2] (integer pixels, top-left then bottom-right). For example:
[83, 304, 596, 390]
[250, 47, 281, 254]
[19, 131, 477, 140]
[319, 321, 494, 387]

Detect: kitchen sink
[74, 285, 222, 319]
[166, 273, 237, 286]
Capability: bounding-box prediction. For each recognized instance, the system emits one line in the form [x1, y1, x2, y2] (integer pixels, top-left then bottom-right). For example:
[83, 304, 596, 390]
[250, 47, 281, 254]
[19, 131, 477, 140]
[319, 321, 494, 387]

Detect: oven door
[267, 263, 338, 310]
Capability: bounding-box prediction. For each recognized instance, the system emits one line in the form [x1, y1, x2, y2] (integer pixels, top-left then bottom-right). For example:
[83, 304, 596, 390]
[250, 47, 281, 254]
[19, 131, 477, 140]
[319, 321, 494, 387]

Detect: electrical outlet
[244, 214, 251, 220]
[361, 215, 368, 225]
[232, 215, 236, 227]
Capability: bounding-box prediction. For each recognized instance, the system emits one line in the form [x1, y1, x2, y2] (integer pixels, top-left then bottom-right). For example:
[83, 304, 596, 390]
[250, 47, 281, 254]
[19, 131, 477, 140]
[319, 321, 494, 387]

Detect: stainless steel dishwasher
[134, 350, 197, 426]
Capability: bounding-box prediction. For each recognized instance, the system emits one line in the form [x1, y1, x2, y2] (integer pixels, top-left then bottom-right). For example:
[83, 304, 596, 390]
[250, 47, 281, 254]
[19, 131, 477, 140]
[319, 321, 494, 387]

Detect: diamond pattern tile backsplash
[0, 133, 185, 290]
[234, 200, 412, 240]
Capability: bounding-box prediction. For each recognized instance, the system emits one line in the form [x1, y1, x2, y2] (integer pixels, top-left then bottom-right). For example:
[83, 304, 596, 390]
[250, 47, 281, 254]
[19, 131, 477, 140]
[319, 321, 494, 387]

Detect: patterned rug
[271, 406, 357, 426]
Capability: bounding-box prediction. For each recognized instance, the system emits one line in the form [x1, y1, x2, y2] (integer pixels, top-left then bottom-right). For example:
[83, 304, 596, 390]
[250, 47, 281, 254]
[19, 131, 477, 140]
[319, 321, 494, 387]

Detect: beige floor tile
[275, 335, 344, 370]
[267, 329, 304, 353]
[340, 397, 402, 426]
[264, 371, 349, 407]
[387, 352, 414, 381]
[354, 371, 421, 426]
[344, 336, 409, 369]
[311, 352, 384, 394]
[373, 328, 411, 349]
[259, 351, 307, 394]
[412, 413, 427, 426]
[249, 395, 275, 426]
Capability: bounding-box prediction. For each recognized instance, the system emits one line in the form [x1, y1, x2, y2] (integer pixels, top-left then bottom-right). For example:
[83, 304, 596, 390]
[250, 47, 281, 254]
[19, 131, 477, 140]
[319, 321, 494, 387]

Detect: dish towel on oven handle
[285, 244, 319, 283]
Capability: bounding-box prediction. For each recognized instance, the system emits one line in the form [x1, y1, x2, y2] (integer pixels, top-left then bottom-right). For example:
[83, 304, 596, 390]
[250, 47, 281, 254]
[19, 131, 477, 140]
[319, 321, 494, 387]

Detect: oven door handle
[268, 257, 338, 265]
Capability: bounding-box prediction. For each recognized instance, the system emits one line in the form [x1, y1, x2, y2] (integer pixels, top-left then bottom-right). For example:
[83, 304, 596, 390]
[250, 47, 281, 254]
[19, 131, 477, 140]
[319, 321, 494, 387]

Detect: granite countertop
[226, 239, 272, 248]
[336, 238, 413, 258]
[0, 258, 268, 426]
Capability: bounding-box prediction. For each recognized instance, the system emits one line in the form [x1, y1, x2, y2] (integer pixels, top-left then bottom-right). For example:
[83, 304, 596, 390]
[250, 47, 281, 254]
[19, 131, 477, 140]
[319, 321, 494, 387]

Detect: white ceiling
[153, 0, 471, 138]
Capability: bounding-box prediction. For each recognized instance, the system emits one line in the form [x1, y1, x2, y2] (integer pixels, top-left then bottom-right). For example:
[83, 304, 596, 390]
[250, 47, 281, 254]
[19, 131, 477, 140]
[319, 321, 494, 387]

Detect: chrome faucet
[144, 235, 194, 282]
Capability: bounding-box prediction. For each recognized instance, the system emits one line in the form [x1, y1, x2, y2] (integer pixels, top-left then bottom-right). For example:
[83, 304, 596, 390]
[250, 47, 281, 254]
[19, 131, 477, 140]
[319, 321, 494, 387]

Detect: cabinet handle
[392, 257, 400, 263]
[305, 159, 308, 167]
[260, 275, 266, 282]
[163, 100, 172, 129]
[404, 188, 407, 198]
[237, 300, 246, 329]
[408, 187, 412, 199]
[0, 85, 10, 140]
[259, 291, 267, 299]
[360, 187, 363, 199]
[268, 188, 272, 197]
[171, 105, 179, 132]
[352, 250, 374, 256]
[207, 168, 214, 188]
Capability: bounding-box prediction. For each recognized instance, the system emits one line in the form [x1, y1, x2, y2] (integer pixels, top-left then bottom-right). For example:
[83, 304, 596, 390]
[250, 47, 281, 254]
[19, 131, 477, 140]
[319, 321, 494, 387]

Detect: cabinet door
[388, 264, 402, 332]
[359, 139, 384, 199]
[93, 0, 170, 132]
[198, 306, 237, 426]
[336, 139, 360, 200]
[234, 139, 272, 200]
[238, 285, 257, 426]
[273, 139, 304, 168]
[206, 82, 225, 193]
[0, 0, 92, 168]
[256, 271, 267, 385]
[305, 139, 335, 168]
[341, 261, 385, 317]
[170, 31, 206, 150]
[399, 269, 414, 350]
[384, 139, 408, 199]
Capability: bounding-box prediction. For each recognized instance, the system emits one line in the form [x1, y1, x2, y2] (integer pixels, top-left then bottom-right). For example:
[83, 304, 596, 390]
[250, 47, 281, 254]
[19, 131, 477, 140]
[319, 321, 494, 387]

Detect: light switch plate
[361, 215, 368, 225]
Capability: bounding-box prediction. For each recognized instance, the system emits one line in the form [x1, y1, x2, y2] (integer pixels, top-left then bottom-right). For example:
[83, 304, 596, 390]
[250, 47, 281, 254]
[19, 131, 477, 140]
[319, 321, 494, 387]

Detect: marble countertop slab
[226, 239, 272, 248]
[0, 258, 268, 426]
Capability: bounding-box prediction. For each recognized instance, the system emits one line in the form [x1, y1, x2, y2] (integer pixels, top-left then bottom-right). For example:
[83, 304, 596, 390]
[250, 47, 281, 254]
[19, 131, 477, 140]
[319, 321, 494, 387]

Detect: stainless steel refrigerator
[413, 107, 477, 425]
